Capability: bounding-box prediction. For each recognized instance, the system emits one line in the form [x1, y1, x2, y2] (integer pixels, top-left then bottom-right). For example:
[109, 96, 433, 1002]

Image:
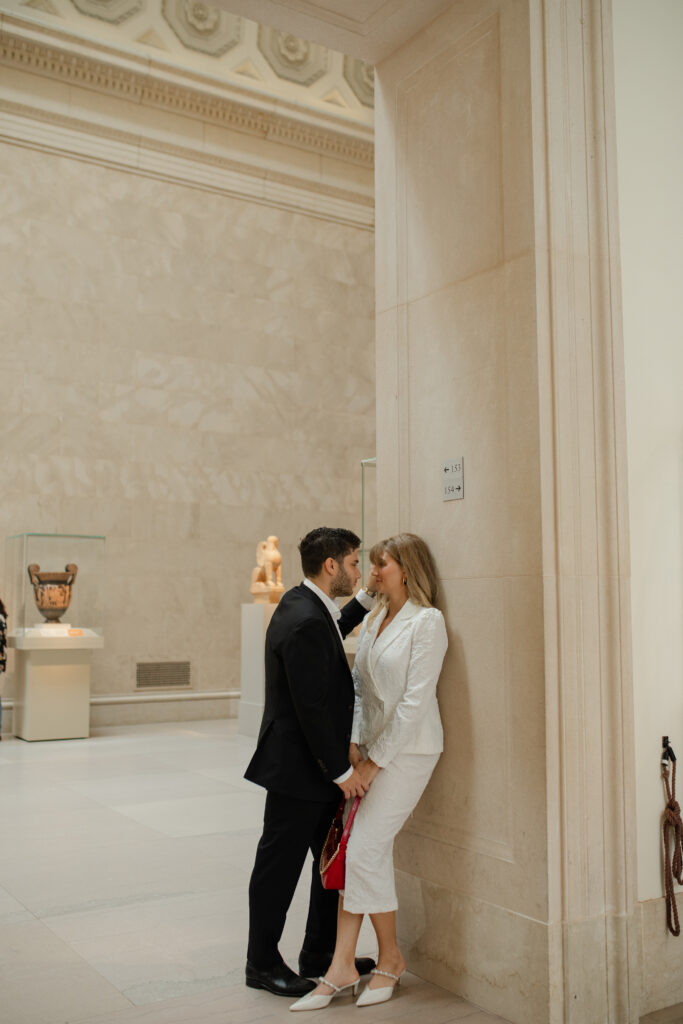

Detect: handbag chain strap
[341, 796, 361, 842]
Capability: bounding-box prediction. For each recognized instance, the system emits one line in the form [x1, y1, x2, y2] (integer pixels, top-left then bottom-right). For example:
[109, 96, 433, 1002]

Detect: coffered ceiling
[210, 0, 456, 63]
[4, 0, 376, 127]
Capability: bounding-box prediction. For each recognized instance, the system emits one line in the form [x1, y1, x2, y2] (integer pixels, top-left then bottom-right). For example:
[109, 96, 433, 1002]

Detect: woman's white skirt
[343, 751, 439, 915]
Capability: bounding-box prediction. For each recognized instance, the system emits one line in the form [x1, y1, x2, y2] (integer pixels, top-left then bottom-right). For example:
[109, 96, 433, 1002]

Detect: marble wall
[374, 1, 547, 1019]
[0, 141, 375, 724]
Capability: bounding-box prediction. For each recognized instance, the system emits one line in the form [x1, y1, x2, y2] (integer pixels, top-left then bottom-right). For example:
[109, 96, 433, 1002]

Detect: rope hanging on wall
[661, 738, 683, 936]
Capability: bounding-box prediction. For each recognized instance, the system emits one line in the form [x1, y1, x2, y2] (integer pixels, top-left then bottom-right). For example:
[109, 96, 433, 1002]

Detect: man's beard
[330, 564, 354, 598]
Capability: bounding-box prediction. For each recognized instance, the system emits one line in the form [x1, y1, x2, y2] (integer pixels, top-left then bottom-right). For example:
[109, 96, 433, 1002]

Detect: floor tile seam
[70, 782, 247, 809]
[39, 887, 223, 929]
[34, 877, 226, 911]
[45, 894, 250, 928]
[0, 914, 138, 996]
[0, 884, 42, 922]
[454, 1000, 514, 1023]
[63, 770, 200, 788]
[110, 788, 261, 811]
[19, 857, 250, 879]
[63, 936, 195, 1009]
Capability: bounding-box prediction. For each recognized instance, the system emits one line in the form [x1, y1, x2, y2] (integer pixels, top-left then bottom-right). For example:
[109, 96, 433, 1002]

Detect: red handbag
[319, 796, 362, 890]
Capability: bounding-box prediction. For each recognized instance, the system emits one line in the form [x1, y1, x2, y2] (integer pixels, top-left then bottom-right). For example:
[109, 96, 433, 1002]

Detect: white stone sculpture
[250, 535, 284, 604]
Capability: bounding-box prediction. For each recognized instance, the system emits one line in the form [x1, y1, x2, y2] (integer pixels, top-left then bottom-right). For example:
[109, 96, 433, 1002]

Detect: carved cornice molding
[0, 96, 374, 228]
[0, 15, 374, 168]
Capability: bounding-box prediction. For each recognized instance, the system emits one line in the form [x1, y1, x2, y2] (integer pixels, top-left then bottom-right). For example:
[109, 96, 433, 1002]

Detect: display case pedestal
[238, 603, 277, 738]
[9, 633, 104, 741]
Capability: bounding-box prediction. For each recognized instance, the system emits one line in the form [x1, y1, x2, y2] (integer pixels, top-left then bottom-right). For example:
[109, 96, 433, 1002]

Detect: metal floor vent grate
[136, 661, 191, 689]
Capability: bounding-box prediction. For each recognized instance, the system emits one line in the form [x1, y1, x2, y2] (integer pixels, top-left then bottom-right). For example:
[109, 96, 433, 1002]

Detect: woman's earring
[402, 577, 407, 585]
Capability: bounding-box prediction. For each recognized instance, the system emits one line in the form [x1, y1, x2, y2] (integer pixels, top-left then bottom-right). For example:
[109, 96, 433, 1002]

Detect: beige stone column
[374, 1, 638, 1021]
[530, 2, 639, 1021]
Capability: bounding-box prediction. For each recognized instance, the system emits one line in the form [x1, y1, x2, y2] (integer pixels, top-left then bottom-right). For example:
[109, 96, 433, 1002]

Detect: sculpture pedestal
[9, 631, 103, 741]
[238, 603, 277, 738]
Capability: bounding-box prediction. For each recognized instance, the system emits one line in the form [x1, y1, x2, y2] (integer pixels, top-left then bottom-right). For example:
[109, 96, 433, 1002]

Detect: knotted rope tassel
[662, 753, 683, 936]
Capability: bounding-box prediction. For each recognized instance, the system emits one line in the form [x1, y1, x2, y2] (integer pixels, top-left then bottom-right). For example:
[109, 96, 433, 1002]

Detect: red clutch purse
[319, 796, 361, 890]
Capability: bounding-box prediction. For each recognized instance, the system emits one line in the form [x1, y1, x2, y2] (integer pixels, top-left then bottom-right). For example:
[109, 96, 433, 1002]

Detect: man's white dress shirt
[302, 578, 374, 783]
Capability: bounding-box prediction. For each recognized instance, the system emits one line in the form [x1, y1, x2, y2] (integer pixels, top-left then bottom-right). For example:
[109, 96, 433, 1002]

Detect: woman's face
[372, 550, 405, 598]
[368, 559, 382, 590]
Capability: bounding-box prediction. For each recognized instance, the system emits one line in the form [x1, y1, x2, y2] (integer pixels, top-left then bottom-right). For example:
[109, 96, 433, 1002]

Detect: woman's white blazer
[351, 600, 448, 768]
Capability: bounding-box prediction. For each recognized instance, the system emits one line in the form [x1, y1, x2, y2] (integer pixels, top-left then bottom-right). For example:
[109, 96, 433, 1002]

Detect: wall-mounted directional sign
[442, 457, 464, 501]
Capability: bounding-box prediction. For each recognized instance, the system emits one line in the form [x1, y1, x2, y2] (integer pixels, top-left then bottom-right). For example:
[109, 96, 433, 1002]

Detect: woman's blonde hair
[368, 532, 439, 621]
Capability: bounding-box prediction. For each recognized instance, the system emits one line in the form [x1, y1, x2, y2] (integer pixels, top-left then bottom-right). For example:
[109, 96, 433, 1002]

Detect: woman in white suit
[291, 533, 447, 1012]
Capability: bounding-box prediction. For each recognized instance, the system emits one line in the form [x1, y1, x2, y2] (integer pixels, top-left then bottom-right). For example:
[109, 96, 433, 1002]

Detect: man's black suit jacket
[244, 584, 367, 802]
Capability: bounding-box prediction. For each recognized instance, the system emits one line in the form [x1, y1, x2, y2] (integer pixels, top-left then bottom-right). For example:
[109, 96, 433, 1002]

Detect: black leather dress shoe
[298, 953, 376, 978]
[245, 960, 315, 997]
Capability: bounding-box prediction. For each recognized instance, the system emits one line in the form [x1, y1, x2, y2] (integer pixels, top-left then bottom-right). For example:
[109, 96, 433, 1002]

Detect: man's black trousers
[247, 790, 340, 969]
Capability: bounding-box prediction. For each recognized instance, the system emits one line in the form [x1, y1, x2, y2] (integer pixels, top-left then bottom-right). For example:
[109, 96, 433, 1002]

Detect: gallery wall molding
[0, 14, 374, 228]
[0, 15, 374, 167]
[11, 0, 375, 116]
[1, 690, 240, 709]
[208, 0, 454, 65]
[0, 97, 374, 228]
[90, 690, 241, 705]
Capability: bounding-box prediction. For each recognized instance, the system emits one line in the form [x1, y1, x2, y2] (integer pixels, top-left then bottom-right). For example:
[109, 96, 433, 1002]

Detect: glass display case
[360, 456, 376, 577]
[343, 457, 377, 658]
[5, 533, 105, 640]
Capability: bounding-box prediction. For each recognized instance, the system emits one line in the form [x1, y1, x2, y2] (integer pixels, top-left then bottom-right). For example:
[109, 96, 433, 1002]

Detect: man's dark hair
[299, 527, 361, 578]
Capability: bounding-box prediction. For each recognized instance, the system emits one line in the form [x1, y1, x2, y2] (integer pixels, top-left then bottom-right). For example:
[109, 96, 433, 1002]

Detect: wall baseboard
[0, 14, 374, 229]
[0, 691, 241, 733]
[639, 897, 683, 1015]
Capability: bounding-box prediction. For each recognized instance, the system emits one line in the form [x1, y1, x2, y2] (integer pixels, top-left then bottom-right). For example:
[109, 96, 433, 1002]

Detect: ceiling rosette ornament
[343, 56, 375, 108]
[257, 25, 328, 86]
[161, 0, 241, 56]
[69, 0, 142, 24]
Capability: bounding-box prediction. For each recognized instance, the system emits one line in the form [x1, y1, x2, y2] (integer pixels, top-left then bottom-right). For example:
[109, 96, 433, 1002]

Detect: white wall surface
[613, 0, 683, 900]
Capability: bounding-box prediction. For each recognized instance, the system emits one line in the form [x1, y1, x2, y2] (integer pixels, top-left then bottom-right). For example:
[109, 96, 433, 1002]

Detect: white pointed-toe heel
[355, 968, 405, 1007]
[290, 976, 360, 1012]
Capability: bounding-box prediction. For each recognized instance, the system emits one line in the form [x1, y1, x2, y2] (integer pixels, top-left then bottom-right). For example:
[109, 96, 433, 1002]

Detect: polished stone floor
[0, 718, 512, 1024]
[642, 1007, 683, 1024]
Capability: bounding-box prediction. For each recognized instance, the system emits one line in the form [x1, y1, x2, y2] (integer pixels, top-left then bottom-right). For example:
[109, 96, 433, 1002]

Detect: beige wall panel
[374, 306, 400, 536]
[638, 899, 683, 1015]
[396, 575, 547, 919]
[405, 255, 540, 580]
[375, 0, 544, 1017]
[414, 577, 510, 855]
[398, 15, 503, 304]
[395, 870, 550, 1023]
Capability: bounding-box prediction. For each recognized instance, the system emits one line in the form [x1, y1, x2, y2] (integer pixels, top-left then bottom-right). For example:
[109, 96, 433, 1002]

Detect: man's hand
[356, 758, 380, 789]
[349, 742, 362, 768]
[364, 564, 380, 595]
[337, 767, 369, 799]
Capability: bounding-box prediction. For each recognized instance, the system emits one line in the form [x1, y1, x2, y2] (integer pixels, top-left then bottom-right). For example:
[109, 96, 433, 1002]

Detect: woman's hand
[349, 742, 363, 768]
[356, 758, 380, 788]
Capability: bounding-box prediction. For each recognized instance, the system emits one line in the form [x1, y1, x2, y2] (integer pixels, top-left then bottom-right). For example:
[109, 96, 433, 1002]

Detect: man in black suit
[244, 526, 376, 997]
